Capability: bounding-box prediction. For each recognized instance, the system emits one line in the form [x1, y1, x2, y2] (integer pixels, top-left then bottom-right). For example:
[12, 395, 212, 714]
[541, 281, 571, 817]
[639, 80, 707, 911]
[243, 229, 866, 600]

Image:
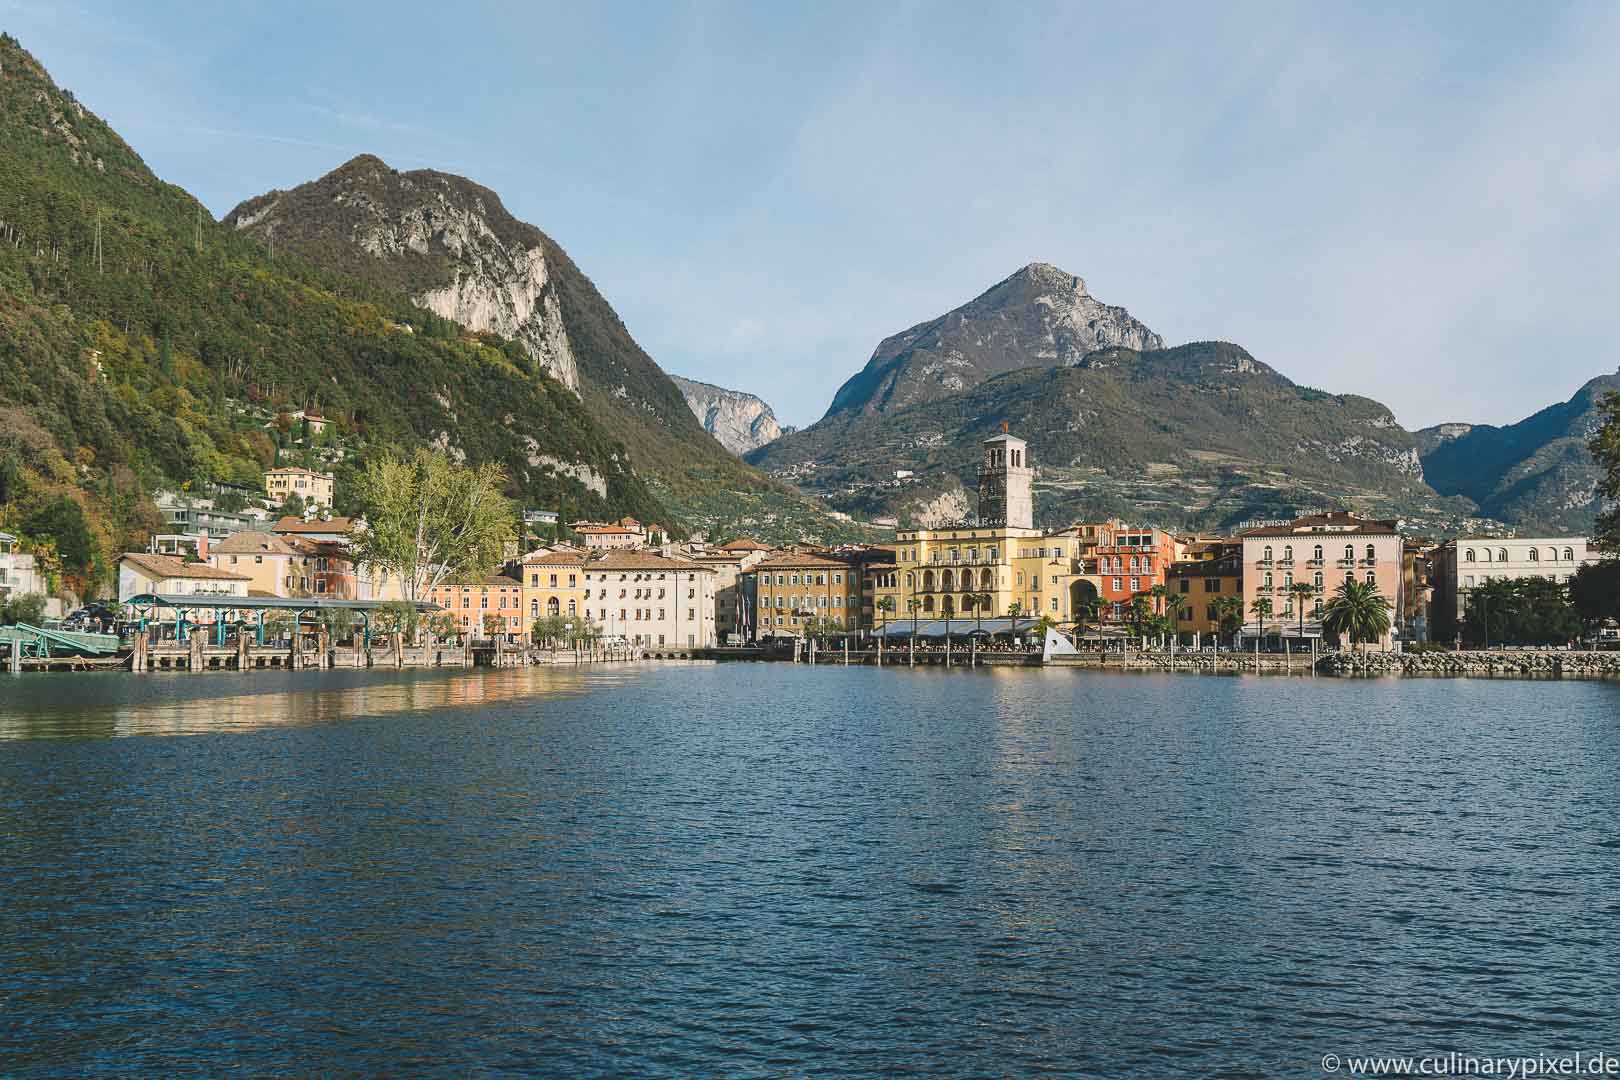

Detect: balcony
[1336, 559, 1355, 569]
[1275, 559, 1294, 568]
[1254, 559, 1274, 568]
[1360, 558, 1378, 567]
[1306, 558, 1324, 567]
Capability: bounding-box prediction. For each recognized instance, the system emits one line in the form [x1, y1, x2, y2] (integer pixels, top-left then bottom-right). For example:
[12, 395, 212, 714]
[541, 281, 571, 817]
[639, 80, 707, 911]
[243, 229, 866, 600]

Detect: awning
[122, 594, 440, 612]
[877, 616, 1040, 638]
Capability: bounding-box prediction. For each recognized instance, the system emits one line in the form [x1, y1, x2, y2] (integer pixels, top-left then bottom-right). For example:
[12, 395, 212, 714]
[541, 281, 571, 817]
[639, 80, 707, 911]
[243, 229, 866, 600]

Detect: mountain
[1417, 372, 1620, 531]
[225, 155, 858, 541]
[752, 267, 1478, 531]
[825, 262, 1163, 418]
[670, 375, 788, 455]
[0, 33, 701, 594]
[226, 156, 580, 392]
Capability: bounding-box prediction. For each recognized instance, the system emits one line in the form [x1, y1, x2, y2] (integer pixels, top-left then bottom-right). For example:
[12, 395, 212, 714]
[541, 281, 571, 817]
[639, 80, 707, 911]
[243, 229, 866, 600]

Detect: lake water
[2, 664, 1618, 1077]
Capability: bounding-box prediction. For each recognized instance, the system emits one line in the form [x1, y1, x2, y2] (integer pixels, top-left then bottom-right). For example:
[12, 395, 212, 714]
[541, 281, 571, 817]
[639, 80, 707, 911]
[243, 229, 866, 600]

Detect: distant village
[3, 425, 1606, 655]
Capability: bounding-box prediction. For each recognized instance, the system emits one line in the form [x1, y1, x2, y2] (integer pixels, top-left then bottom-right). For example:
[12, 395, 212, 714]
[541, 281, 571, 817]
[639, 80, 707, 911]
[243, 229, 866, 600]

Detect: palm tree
[1149, 584, 1168, 644]
[1215, 595, 1245, 646]
[1249, 597, 1274, 649]
[907, 596, 922, 636]
[1074, 593, 1102, 643]
[969, 591, 991, 637]
[1322, 579, 1392, 662]
[1129, 596, 1152, 644]
[1164, 593, 1187, 647]
[876, 595, 895, 640]
[1288, 581, 1316, 645]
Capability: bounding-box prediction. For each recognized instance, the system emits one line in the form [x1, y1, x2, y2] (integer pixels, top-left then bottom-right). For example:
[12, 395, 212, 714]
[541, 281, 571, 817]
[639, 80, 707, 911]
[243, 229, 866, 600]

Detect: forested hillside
[0, 33, 665, 596]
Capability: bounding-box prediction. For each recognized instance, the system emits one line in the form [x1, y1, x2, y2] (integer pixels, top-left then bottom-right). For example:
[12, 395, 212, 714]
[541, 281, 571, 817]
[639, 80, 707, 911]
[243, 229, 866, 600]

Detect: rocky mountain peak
[823, 262, 1162, 418]
[670, 376, 789, 456]
[225, 156, 579, 392]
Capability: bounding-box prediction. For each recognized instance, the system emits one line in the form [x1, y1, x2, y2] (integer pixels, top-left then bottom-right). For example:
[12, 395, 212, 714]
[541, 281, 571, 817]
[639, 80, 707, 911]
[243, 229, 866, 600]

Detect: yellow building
[265, 466, 335, 509]
[520, 548, 590, 629]
[1165, 540, 1244, 641]
[873, 432, 1106, 630]
[751, 552, 863, 636]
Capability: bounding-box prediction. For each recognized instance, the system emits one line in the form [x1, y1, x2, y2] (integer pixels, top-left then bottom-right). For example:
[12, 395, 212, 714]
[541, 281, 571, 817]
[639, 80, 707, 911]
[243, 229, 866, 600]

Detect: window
[1206, 603, 1218, 621]
[1179, 578, 1190, 593]
[1529, 549, 1539, 562]
[1313, 545, 1323, 562]
[1204, 578, 1219, 593]
[1465, 548, 1476, 562]
[1263, 545, 1273, 562]
[1113, 578, 1122, 592]
[1564, 548, 1575, 562]
[1314, 572, 1323, 589]
[1050, 597, 1058, 611]
[1344, 545, 1354, 562]
[1264, 572, 1273, 589]
[1366, 544, 1377, 562]
[1129, 577, 1140, 592]
[1365, 570, 1376, 584]
[1482, 549, 1493, 563]
[1283, 545, 1293, 561]
[1498, 549, 1508, 563]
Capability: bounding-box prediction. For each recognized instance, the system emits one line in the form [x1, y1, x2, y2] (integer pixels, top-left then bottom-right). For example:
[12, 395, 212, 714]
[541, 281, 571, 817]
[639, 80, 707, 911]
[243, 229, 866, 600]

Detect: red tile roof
[120, 553, 251, 582]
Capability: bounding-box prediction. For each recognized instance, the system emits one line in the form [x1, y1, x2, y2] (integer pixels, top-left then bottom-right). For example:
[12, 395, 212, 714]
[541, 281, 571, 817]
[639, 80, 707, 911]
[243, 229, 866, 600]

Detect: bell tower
[977, 427, 1033, 528]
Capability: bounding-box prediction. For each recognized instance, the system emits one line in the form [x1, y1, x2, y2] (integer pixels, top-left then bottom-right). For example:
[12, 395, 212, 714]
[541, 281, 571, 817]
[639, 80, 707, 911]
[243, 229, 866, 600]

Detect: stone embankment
[1316, 650, 1620, 678]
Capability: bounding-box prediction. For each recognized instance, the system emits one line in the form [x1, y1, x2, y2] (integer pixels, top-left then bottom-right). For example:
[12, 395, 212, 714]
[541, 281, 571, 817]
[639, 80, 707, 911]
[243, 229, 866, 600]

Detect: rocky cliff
[670, 375, 788, 455]
[226, 156, 579, 391]
[825, 262, 1163, 418]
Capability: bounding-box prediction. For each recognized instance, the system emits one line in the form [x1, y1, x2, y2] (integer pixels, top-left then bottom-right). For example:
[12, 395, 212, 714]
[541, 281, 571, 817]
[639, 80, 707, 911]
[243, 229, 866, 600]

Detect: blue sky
[7, 1, 1620, 430]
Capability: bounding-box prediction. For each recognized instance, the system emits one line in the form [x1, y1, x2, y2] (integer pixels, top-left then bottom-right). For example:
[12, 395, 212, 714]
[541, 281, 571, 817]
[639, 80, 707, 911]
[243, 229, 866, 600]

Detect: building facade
[117, 553, 250, 605]
[1429, 536, 1597, 641]
[1165, 540, 1244, 640]
[1239, 512, 1405, 647]
[425, 572, 526, 639]
[265, 467, 335, 509]
[520, 549, 589, 629]
[583, 550, 717, 647]
[750, 552, 864, 637]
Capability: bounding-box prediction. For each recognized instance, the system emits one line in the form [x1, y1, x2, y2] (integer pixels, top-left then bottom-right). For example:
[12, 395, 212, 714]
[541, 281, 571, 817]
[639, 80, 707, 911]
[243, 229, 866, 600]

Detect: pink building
[1239, 512, 1405, 648]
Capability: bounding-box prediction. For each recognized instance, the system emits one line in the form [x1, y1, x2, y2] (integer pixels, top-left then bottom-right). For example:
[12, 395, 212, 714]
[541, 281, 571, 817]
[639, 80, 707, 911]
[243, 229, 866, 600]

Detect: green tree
[1289, 580, 1317, 643]
[1215, 595, 1245, 644]
[1322, 579, 1392, 657]
[1462, 576, 1580, 647]
[1570, 560, 1620, 626]
[1590, 390, 1620, 550]
[1164, 592, 1187, 644]
[1249, 596, 1274, 645]
[875, 594, 895, 640]
[0, 592, 47, 625]
[20, 495, 96, 587]
[348, 447, 515, 633]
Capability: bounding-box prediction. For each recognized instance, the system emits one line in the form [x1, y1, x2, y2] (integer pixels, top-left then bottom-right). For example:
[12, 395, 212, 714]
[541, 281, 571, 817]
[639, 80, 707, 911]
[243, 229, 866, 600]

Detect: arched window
[1344, 544, 1354, 562]
[1465, 548, 1475, 562]
[980, 568, 994, 591]
[1263, 545, 1273, 562]
[1313, 598, 1324, 617]
[1283, 545, 1293, 561]
[546, 597, 559, 616]
[905, 572, 914, 589]
[1564, 548, 1575, 562]
[1365, 570, 1376, 585]
[1498, 549, 1508, 563]
[1313, 571, 1323, 588]
[922, 570, 935, 591]
[1284, 571, 1293, 587]
[1263, 572, 1273, 589]
[1528, 549, 1539, 562]
[941, 569, 954, 592]
[1365, 544, 1376, 562]
[922, 595, 934, 612]
[1482, 549, 1492, 563]
[1313, 544, 1324, 562]
[1548, 547, 1559, 562]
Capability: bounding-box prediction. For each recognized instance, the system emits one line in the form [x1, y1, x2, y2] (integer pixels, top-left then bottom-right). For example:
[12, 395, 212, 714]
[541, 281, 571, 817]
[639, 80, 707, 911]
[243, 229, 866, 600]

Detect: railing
[1306, 558, 1324, 567]
[1336, 559, 1355, 568]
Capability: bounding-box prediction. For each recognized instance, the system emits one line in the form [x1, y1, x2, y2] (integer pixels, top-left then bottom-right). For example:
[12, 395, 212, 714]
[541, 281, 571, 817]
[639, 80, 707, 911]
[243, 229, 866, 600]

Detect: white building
[1430, 536, 1599, 639]
[583, 550, 717, 648]
[0, 532, 59, 617]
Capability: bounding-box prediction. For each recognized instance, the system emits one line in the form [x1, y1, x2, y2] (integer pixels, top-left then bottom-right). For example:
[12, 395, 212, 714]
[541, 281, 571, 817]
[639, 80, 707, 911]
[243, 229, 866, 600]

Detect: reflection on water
[3, 666, 1620, 1076]
[0, 663, 658, 741]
